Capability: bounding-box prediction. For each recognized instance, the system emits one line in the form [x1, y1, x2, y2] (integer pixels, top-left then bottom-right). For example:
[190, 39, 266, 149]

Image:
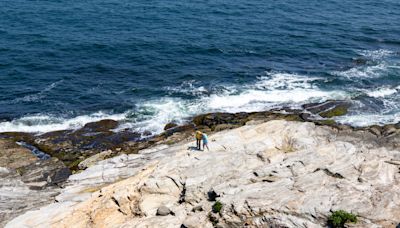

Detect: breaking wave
[1, 49, 399, 134]
[0, 112, 126, 133]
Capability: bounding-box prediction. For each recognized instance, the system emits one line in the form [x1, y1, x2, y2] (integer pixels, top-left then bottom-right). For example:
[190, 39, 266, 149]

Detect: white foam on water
[333, 49, 397, 80]
[0, 112, 126, 133]
[333, 63, 389, 79]
[114, 97, 206, 134]
[164, 80, 208, 96]
[358, 49, 394, 61]
[1, 71, 354, 134]
[206, 89, 347, 112]
[255, 73, 324, 90]
[364, 86, 399, 98]
[335, 113, 400, 127]
[204, 72, 348, 112]
[117, 72, 350, 134]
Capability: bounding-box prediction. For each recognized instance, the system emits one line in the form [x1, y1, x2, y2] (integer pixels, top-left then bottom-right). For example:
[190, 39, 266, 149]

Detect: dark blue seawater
[1, 0, 400, 133]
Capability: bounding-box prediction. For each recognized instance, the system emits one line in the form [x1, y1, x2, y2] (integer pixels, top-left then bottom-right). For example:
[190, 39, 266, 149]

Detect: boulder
[156, 206, 173, 216]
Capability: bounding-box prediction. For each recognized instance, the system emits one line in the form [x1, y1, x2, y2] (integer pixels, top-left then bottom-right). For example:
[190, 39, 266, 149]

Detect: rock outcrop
[6, 120, 400, 227]
[0, 139, 70, 227]
[0, 100, 354, 172]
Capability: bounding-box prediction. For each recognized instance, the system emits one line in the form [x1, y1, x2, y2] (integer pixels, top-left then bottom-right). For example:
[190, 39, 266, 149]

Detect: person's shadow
[187, 146, 200, 151]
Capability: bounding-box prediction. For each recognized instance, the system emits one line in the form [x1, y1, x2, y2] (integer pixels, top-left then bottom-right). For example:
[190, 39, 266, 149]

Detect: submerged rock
[303, 100, 351, 118]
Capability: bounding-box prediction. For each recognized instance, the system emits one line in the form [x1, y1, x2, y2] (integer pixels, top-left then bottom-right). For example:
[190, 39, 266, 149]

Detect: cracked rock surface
[6, 120, 400, 227]
[0, 139, 70, 227]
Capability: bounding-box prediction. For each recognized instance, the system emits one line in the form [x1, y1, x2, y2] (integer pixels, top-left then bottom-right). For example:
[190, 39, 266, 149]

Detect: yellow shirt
[195, 132, 202, 140]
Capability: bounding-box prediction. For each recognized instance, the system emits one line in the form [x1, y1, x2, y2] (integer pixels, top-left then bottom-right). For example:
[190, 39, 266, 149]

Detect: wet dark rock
[0, 132, 36, 144]
[142, 130, 152, 136]
[19, 158, 71, 185]
[368, 125, 382, 136]
[164, 122, 178, 130]
[28, 120, 142, 170]
[16, 141, 51, 160]
[300, 113, 312, 121]
[382, 125, 398, 137]
[193, 112, 249, 129]
[163, 124, 195, 137]
[214, 124, 240, 132]
[303, 100, 350, 118]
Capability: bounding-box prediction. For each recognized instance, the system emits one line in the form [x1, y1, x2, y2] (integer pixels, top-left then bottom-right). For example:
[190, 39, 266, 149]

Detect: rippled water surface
[1, 0, 400, 133]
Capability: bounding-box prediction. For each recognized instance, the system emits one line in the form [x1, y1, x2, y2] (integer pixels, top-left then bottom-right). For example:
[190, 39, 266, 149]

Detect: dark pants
[196, 139, 201, 150]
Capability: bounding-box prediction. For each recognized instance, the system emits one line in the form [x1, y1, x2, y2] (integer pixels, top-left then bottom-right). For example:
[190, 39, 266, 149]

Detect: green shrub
[328, 210, 357, 227]
[212, 201, 223, 213]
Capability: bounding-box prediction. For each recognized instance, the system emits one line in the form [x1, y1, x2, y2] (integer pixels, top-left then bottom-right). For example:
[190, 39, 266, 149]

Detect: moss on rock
[319, 106, 349, 118]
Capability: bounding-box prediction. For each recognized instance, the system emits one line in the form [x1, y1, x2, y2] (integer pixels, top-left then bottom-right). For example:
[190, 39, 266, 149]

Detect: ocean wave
[0, 112, 126, 133]
[12, 80, 64, 103]
[164, 80, 208, 96]
[114, 98, 203, 134]
[119, 72, 350, 133]
[255, 72, 325, 90]
[1, 72, 354, 134]
[357, 49, 394, 61]
[206, 89, 347, 112]
[332, 49, 397, 79]
[205, 72, 346, 112]
[335, 113, 400, 127]
[8, 67, 400, 134]
[332, 63, 390, 79]
[364, 86, 400, 98]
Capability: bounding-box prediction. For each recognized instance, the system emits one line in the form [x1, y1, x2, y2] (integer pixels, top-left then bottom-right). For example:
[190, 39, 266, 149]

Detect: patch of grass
[212, 201, 223, 213]
[281, 134, 295, 153]
[328, 210, 357, 228]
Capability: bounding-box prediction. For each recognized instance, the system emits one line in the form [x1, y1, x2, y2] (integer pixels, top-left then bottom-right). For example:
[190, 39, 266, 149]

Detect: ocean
[1, 0, 400, 134]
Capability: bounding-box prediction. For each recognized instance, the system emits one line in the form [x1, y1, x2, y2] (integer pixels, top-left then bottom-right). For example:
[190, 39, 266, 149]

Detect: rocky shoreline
[1, 100, 400, 227]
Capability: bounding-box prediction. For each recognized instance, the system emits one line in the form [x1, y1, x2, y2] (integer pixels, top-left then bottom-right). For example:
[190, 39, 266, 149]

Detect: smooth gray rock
[156, 206, 172, 216]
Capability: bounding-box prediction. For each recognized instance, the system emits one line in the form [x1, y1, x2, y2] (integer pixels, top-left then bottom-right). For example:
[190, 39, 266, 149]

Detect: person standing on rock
[202, 132, 209, 151]
[195, 131, 203, 150]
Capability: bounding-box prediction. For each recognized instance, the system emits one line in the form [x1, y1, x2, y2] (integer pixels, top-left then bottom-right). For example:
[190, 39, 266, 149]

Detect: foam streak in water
[0, 112, 126, 133]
